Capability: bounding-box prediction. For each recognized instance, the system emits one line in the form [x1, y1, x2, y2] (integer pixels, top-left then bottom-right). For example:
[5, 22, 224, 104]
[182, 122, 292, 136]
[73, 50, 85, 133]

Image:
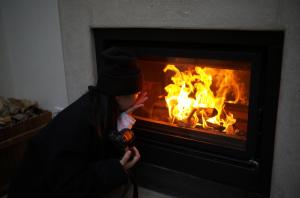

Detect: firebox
[93, 28, 284, 198]
[135, 56, 251, 152]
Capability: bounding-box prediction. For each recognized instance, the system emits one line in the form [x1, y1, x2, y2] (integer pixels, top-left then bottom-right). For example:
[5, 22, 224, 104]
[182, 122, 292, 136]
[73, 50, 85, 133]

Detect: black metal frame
[92, 28, 284, 197]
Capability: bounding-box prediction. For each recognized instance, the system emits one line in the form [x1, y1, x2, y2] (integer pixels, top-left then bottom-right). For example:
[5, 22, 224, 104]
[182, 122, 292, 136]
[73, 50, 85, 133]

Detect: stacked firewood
[0, 96, 42, 130]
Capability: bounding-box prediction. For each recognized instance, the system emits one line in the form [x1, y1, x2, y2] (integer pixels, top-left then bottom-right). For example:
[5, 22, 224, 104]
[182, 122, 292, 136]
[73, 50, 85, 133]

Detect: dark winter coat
[8, 92, 128, 198]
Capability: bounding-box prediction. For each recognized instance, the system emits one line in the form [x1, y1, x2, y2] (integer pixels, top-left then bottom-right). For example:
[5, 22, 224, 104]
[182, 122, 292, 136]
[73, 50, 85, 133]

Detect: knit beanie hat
[96, 47, 143, 96]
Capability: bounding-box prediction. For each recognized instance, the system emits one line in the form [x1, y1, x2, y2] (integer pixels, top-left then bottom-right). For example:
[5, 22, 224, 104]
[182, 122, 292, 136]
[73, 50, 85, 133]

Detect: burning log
[195, 107, 218, 119]
[206, 122, 226, 132]
[185, 107, 217, 123]
[176, 107, 218, 128]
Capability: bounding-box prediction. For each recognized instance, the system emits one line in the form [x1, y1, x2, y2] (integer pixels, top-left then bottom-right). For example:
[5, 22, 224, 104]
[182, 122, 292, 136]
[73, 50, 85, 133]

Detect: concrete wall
[0, 0, 68, 114]
[58, 0, 300, 197]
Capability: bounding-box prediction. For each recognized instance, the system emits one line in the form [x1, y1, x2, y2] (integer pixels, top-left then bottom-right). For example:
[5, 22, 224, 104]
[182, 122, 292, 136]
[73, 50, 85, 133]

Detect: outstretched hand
[126, 92, 148, 114]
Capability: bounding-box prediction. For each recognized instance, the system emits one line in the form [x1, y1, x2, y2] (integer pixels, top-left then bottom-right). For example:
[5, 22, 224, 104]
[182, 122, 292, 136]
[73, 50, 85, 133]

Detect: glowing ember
[163, 64, 246, 134]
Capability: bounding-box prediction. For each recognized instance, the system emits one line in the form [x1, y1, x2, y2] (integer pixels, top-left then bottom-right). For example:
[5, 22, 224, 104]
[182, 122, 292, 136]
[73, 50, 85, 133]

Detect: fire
[163, 64, 245, 134]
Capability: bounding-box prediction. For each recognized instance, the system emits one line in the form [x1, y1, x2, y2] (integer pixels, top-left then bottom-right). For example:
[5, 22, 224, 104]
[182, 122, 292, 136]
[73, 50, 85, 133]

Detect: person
[8, 47, 148, 198]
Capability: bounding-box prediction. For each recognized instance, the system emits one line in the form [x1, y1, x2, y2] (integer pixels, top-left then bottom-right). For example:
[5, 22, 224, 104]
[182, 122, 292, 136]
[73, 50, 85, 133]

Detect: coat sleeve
[44, 148, 128, 198]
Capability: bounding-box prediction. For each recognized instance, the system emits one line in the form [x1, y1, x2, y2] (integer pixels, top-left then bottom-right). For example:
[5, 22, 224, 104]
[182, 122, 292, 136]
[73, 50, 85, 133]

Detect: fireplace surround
[93, 28, 284, 198]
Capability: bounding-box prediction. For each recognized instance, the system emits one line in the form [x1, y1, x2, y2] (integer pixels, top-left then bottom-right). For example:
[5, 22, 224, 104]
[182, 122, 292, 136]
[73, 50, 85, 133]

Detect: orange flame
[164, 64, 244, 134]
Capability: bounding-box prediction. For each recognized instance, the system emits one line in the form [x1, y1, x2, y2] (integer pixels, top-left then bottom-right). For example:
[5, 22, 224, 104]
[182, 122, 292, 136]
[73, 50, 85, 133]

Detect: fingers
[120, 146, 141, 170]
[120, 149, 132, 166]
[124, 147, 140, 169]
[135, 92, 148, 105]
[131, 146, 141, 160]
[126, 92, 149, 114]
[126, 103, 144, 113]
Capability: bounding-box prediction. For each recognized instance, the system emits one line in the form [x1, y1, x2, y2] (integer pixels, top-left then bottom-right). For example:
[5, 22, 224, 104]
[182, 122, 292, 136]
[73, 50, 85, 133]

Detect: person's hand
[126, 92, 148, 114]
[119, 146, 141, 171]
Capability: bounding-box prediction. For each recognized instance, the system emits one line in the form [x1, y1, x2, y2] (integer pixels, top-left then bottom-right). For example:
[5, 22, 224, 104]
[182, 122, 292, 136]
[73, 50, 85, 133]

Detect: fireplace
[93, 28, 284, 197]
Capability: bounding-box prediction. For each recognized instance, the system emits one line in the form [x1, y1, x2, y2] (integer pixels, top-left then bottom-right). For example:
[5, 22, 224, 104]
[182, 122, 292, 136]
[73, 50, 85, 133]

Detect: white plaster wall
[271, 0, 300, 197]
[58, 0, 300, 197]
[0, 0, 68, 113]
[0, 7, 14, 97]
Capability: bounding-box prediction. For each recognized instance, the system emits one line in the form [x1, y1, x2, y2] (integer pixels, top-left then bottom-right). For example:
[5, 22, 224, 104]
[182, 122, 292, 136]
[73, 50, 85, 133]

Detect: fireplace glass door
[133, 56, 251, 150]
